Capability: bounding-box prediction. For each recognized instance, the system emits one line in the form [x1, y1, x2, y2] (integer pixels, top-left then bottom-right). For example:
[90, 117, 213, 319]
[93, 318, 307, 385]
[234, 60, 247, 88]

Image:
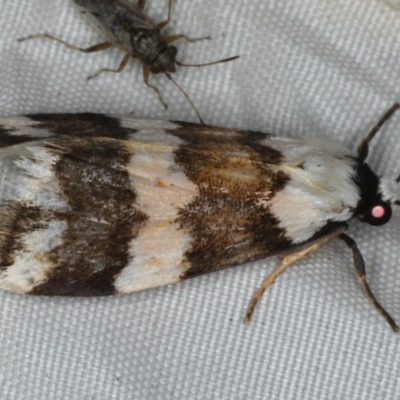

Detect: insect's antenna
[357, 103, 400, 162]
[165, 73, 204, 125]
[176, 55, 240, 68]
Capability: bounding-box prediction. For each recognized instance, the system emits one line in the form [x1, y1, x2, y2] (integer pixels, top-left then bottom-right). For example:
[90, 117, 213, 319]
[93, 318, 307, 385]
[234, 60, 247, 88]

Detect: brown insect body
[19, 0, 239, 123]
[76, 0, 178, 74]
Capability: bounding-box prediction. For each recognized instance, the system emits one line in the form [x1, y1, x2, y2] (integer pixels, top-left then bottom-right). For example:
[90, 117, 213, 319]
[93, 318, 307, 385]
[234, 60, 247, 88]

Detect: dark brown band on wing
[169, 125, 292, 279]
[0, 205, 50, 268]
[26, 113, 137, 140]
[31, 137, 147, 296]
[0, 124, 40, 147]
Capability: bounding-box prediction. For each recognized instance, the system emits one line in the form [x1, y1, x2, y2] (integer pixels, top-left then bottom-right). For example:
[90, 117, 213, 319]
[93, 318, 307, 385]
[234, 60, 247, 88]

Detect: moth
[0, 105, 399, 331]
[18, 0, 239, 124]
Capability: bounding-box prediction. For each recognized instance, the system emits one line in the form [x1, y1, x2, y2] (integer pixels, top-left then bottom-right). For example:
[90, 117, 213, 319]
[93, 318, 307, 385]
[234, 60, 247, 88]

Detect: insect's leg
[87, 53, 130, 80]
[165, 73, 204, 124]
[18, 33, 113, 53]
[138, 0, 146, 10]
[157, 0, 173, 29]
[164, 34, 211, 44]
[142, 64, 168, 108]
[244, 225, 347, 324]
[338, 233, 399, 332]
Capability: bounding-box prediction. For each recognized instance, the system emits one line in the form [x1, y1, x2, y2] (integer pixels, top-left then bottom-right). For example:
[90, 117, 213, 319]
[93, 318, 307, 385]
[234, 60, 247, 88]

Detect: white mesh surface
[1, 0, 400, 399]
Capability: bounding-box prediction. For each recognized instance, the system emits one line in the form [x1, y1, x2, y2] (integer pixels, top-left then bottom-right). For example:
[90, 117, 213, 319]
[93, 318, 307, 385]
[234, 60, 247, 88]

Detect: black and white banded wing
[0, 114, 362, 296]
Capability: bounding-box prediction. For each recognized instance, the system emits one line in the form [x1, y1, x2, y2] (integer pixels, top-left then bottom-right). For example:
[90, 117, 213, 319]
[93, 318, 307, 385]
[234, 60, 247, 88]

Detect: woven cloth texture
[1, 0, 400, 399]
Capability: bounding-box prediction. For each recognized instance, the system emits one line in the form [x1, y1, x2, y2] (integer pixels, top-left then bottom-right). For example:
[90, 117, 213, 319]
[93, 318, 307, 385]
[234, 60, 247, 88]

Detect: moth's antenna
[165, 73, 204, 125]
[357, 103, 400, 162]
[176, 55, 240, 68]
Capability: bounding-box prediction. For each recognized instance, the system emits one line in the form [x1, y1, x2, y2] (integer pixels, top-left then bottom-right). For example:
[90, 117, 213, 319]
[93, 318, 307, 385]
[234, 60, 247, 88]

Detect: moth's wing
[0, 115, 361, 296]
[143, 126, 361, 283]
[262, 135, 360, 244]
[0, 115, 194, 296]
[74, 0, 155, 52]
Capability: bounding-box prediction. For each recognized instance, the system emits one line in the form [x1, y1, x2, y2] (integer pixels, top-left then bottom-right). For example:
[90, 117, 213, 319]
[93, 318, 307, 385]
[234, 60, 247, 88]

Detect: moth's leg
[164, 34, 211, 44]
[87, 53, 131, 80]
[157, 0, 173, 29]
[138, 0, 146, 10]
[338, 233, 399, 332]
[18, 33, 113, 53]
[142, 64, 168, 108]
[244, 225, 347, 324]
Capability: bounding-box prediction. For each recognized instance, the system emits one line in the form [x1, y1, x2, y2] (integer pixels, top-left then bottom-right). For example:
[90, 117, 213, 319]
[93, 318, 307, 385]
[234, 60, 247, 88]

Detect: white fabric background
[1, 0, 400, 399]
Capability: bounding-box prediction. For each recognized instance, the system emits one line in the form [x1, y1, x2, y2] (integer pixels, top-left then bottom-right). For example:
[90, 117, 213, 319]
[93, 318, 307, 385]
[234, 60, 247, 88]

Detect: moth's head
[356, 103, 400, 226]
[151, 46, 178, 74]
[355, 163, 396, 226]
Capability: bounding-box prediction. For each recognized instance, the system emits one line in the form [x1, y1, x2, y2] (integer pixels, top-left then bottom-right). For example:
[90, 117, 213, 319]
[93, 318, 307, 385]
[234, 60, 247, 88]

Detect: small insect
[18, 0, 239, 124]
[0, 105, 399, 331]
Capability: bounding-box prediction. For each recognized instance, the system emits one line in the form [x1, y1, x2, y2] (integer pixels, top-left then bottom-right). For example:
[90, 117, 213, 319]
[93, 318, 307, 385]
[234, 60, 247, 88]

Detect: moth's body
[0, 113, 374, 294]
[0, 111, 399, 330]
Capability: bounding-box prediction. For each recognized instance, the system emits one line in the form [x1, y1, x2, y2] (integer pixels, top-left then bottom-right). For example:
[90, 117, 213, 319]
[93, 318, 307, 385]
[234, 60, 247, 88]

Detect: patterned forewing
[0, 115, 360, 295]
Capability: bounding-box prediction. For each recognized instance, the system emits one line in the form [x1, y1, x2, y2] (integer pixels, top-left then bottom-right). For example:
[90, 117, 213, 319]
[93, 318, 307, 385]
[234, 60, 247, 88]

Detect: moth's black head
[355, 163, 392, 226]
[151, 46, 178, 74]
